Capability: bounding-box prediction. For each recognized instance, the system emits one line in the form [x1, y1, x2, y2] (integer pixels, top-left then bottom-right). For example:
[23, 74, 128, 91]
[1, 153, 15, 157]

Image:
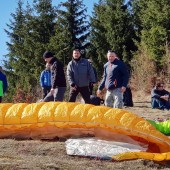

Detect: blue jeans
[151, 98, 170, 110]
[105, 88, 123, 108]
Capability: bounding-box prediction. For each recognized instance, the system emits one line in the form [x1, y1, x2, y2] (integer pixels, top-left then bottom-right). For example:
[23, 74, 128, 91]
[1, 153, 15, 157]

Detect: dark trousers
[151, 98, 170, 110]
[0, 96, 2, 103]
[42, 86, 51, 99]
[69, 86, 90, 104]
[43, 87, 66, 102]
[89, 83, 94, 95]
[123, 87, 133, 107]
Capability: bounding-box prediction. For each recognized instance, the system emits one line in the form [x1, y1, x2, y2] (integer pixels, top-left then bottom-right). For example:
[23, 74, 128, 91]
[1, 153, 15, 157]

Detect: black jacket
[151, 88, 170, 99]
[49, 57, 66, 88]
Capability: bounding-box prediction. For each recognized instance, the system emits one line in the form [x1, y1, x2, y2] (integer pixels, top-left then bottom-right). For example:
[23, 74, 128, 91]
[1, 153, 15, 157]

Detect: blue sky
[0, 0, 98, 65]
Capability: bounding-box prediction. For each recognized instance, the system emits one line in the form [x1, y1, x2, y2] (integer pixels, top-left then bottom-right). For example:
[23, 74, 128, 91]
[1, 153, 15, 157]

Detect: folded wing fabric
[0, 102, 170, 161]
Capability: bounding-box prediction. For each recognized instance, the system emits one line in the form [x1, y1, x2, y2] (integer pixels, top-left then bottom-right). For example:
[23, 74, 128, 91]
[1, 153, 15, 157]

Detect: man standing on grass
[67, 49, 96, 104]
[43, 51, 66, 102]
[97, 51, 129, 108]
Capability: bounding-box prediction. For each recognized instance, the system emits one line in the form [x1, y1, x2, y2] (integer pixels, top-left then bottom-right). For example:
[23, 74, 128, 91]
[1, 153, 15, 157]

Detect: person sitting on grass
[151, 82, 170, 110]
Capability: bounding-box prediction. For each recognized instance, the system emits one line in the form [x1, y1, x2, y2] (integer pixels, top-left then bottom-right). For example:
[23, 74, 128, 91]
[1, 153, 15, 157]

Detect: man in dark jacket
[97, 51, 129, 108]
[43, 51, 66, 102]
[67, 49, 96, 104]
[151, 82, 170, 110]
[0, 66, 8, 103]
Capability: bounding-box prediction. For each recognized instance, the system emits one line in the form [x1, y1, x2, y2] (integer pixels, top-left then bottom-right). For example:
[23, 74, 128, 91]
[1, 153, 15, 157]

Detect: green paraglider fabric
[0, 81, 3, 96]
[148, 119, 170, 135]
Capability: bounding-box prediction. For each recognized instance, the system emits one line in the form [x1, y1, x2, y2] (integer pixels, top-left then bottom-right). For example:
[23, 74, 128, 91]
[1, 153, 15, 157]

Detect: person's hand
[160, 95, 169, 101]
[71, 83, 77, 91]
[71, 84, 77, 91]
[97, 90, 102, 97]
[72, 86, 77, 91]
[121, 86, 126, 93]
[50, 88, 55, 95]
[90, 82, 95, 87]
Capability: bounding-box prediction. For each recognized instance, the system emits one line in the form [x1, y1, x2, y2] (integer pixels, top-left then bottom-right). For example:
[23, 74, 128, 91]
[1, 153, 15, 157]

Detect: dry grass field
[0, 92, 170, 170]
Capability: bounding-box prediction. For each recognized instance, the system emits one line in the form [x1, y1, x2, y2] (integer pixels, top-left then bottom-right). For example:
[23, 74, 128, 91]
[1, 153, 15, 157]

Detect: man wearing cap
[67, 49, 96, 103]
[97, 51, 129, 108]
[42, 51, 66, 102]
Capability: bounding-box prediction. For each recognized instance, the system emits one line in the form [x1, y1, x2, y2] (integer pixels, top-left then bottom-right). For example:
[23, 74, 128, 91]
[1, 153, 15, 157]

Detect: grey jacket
[67, 58, 96, 87]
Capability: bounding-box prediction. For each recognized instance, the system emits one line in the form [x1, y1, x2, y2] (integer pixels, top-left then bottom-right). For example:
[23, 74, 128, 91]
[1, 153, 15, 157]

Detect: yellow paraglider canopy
[0, 102, 170, 161]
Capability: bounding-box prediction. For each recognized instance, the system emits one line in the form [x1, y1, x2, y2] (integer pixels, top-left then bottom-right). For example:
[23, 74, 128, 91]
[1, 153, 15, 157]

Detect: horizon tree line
[2, 0, 170, 102]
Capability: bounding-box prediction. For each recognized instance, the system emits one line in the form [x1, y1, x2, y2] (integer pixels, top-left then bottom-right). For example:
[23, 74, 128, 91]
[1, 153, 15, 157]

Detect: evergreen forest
[3, 0, 170, 102]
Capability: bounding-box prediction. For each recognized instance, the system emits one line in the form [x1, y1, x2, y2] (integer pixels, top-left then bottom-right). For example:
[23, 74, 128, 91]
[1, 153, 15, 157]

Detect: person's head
[73, 49, 81, 60]
[45, 63, 51, 70]
[107, 51, 117, 62]
[43, 51, 54, 63]
[156, 83, 164, 90]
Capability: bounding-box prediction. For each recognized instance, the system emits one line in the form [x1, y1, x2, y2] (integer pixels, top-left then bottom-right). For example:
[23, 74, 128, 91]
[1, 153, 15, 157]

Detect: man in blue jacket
[67, 49, 96, 104]
[97, 51, 129, 108]
[40, 63, 51, 99]
[0, 66, 8, 103]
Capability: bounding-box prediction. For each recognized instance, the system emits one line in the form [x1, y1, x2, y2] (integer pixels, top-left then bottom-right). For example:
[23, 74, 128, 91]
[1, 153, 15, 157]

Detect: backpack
[123, 87, 133, 107]
[90, 95, 104, 106]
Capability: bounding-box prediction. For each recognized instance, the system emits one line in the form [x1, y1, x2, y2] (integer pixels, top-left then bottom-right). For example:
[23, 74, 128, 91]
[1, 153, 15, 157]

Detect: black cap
[43, 51, 53, 58]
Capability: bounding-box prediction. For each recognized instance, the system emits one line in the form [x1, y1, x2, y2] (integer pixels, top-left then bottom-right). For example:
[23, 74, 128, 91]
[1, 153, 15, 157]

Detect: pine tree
[49, 0, 90, 64]
[89, 0, 136, 76]
[87, 0, 109, 76]
[5, 0, 56, 102]
[4, 0, 28, 101]
[132, 0, 170, 69]
[25, 0, 57, 79]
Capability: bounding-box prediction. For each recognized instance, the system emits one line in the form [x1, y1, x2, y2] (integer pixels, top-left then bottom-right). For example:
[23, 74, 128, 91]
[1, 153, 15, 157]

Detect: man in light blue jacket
[40, 63, 51, 99]
[67, 49, 96, 103]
